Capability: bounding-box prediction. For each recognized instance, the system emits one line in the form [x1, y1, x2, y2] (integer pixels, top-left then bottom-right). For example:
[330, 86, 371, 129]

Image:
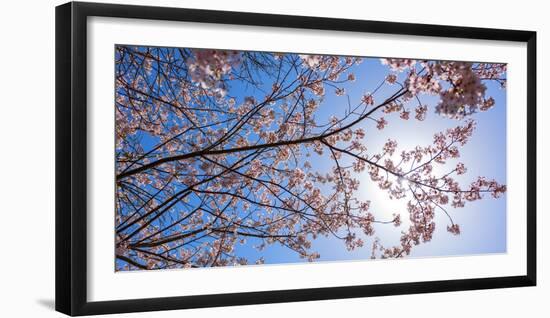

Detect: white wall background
[0, 0, 545, 317]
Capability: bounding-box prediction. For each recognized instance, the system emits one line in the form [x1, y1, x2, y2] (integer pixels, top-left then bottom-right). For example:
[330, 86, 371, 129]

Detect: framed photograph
[55, 1, 536, 316]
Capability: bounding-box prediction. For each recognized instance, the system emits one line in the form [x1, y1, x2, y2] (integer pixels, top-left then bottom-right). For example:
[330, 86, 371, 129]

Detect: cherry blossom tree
[114, 45, 506, 270]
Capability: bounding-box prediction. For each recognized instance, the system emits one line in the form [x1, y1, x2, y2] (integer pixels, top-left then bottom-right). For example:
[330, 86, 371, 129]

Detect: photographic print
[114, 45, 507, 271]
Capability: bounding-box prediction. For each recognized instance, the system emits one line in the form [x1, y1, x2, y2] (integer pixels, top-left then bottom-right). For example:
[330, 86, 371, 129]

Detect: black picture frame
[55, 1, 537, 316]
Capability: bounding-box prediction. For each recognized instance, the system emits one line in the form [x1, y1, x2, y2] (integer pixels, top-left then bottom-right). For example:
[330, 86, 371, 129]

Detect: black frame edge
[72, 0, 90, 315]
[79, 276, 533, 316]
[526, 32, 537, 286]
[73, 1, 534, 41]
[55, 1, 537, 316]
[55, 2, 73, 316]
